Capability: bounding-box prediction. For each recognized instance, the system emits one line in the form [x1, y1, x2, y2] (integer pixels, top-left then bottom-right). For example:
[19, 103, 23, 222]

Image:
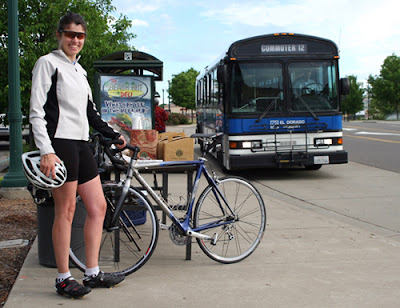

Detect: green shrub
[166, 113, 190, 125]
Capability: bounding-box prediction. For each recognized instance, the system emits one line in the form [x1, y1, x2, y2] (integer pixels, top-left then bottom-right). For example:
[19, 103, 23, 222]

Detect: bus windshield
[231, 62, 284, 114]
[289, 61, 339, 112]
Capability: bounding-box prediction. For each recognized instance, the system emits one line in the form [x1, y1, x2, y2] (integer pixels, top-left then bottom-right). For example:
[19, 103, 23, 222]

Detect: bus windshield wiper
[256, 96, 280, 122]
[294, 93, 319, 121]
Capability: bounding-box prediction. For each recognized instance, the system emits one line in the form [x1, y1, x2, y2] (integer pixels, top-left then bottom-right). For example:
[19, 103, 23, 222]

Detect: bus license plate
[314, 156, 329, 164]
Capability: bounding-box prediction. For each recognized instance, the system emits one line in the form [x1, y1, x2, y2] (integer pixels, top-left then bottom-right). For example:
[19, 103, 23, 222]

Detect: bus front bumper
[228, 150, 348, 170]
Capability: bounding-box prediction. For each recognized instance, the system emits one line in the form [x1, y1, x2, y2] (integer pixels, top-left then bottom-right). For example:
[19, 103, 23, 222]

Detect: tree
[341, 75, 365, 119]
[368, 54, 400, 120]
[168, 68, 199, 111]
[0, 0, 135, 124]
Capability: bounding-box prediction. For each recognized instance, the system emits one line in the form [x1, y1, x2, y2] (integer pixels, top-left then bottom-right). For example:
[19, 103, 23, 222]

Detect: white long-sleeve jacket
[30, 49, 119, 156]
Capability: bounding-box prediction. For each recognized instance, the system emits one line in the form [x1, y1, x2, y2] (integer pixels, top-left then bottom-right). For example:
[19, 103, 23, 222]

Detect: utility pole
[2, 0, 27, 188]
[168, 80, 171, 112]
[367, 83, 370, 120]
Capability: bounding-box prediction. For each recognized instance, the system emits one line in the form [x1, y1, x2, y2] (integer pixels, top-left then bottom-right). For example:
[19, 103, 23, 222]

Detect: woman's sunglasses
[59, 30, 86, 40]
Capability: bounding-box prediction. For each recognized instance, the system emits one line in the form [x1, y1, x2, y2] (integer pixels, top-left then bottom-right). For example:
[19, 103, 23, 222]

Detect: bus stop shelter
[93, 50, 163, 80]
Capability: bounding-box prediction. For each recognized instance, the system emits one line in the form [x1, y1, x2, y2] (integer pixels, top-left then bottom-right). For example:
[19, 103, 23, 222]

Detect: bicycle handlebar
[190, 132, 223, 157]
[95, 134, 140, 171]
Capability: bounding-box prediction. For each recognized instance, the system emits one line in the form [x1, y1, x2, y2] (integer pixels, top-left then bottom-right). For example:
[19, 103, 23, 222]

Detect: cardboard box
[157, 132, 186, 159]
[158, 135, 194, 161]
[158, 131, 186, 140]
[130, 129, 158, 159]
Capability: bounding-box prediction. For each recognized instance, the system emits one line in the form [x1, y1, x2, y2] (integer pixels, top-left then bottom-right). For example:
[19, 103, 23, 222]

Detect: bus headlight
[314, 137, 343, 146]
[230, 140, 262, 149]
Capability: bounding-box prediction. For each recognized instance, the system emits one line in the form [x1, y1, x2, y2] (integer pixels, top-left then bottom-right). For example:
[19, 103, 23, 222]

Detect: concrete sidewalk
[5, 168, 400, 308]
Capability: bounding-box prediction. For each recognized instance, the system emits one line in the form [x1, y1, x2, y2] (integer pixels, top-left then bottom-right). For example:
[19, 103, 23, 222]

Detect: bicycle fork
[108, 168, 135, 231]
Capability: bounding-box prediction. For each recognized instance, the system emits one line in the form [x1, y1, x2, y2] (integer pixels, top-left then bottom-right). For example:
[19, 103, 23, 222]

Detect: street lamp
[2, 0, 27, 188]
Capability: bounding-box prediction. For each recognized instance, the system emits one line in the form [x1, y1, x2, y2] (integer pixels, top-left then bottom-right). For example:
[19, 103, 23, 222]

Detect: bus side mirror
[217, 64, 227, 84]
[340, 78, 350, 95]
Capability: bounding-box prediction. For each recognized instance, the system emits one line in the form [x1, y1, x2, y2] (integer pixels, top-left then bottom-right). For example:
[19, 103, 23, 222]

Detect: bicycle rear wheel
[70, 184, 159, 275]
[193, 176, 266, 264]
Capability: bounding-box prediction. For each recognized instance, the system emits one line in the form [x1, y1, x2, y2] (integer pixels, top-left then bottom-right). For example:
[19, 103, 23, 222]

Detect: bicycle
[69, 132, 266, 276]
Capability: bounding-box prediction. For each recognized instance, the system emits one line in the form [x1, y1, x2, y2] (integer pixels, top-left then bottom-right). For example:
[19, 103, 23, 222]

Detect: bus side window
[209, 73, 213, 105]
[203, 76, 208, 106]
[199, 79, 204, 106]
[197, 83, 201, 106]
[212, 69, 219, 106]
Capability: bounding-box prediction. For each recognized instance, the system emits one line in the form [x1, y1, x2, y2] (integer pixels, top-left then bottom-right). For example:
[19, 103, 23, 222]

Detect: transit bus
[195, 33, 349, 171]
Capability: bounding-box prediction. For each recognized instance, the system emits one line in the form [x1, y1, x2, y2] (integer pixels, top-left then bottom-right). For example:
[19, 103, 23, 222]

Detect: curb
[0, 187, 32, 200]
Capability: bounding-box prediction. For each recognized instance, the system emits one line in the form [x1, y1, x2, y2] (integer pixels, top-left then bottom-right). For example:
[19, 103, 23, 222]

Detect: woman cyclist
[30, 12, 126, 298]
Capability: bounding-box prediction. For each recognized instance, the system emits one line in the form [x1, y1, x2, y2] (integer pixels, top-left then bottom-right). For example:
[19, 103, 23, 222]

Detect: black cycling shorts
[51, 138, 98, 185]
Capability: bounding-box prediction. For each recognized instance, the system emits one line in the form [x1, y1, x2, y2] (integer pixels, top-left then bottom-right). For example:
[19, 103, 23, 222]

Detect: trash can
[28, 186, 57, 268]
[29, 185, 84, 268]
[36, 196, 57, 267]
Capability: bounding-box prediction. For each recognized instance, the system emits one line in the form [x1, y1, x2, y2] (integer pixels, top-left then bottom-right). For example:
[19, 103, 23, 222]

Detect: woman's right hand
[40, 153, 61, 179]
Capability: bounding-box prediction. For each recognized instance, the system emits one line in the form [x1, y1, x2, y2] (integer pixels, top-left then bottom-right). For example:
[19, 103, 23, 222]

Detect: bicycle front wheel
[193, 176, 266, 264]
[70, 184, 159, 275]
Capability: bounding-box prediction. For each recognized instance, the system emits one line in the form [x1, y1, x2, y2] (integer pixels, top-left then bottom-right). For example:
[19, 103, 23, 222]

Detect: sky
[112, 0, 400, 104]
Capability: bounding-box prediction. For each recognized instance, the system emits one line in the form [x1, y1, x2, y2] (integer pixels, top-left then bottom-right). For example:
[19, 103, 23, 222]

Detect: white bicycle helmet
[21, 151, 67, 190]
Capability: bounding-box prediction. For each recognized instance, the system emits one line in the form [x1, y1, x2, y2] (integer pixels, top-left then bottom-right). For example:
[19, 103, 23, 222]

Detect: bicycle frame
[69, 134, 265, 273]
[109, 157, 237, 243]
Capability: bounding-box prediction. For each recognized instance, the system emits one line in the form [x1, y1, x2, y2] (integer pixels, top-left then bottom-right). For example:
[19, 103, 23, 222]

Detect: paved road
[343, 120, 400, 173]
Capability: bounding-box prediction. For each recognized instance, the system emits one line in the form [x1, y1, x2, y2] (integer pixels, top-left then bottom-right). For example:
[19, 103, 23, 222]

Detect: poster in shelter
[99, 75, 153, 142]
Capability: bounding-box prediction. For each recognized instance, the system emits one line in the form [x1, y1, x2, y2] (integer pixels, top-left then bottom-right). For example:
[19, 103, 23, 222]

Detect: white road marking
[356, 132, 400, 136]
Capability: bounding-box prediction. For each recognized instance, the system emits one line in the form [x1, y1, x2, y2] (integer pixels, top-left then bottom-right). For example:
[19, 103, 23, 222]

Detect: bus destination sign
[261, 44, 307, 54]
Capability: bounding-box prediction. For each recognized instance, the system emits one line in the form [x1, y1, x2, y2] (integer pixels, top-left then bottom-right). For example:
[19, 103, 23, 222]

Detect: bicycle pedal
[159, 222, 170, 230]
